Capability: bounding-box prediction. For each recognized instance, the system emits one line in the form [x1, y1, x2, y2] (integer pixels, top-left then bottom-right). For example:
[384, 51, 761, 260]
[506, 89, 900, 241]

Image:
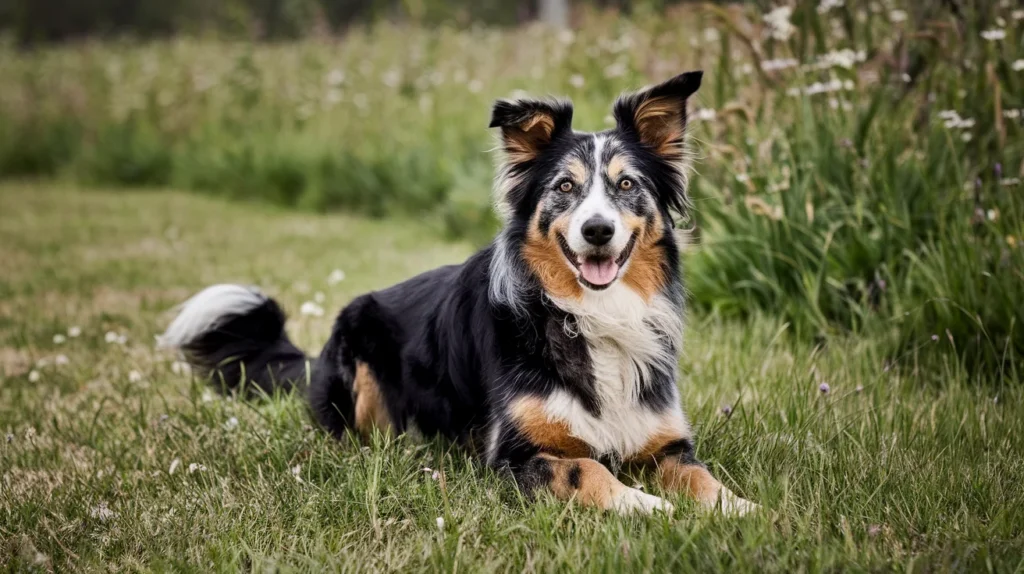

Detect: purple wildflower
[721, 405, 733, 416]
[819, 382, 831, 394]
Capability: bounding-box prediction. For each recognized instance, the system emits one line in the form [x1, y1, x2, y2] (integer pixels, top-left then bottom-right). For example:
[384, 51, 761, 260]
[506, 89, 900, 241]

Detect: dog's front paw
[718, 488, 760, 516]
[611, 488, 675, 515]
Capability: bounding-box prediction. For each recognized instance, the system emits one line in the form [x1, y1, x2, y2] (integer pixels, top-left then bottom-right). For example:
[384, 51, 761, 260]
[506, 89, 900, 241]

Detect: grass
[2, 182, 1023, 572]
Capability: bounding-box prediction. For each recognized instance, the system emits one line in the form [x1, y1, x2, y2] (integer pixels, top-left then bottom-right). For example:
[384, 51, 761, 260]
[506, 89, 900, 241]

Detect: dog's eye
[618, 178, 635, 191]
[559, 180, 574, 193]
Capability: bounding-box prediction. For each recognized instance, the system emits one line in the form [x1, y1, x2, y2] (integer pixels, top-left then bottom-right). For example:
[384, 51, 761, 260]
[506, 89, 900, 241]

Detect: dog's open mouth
[557, 232, 637, 290]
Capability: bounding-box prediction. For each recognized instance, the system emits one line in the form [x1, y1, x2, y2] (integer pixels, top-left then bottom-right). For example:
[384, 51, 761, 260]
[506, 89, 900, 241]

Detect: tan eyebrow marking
[566, 157, 588, 182]
[607, 154, 627, 180]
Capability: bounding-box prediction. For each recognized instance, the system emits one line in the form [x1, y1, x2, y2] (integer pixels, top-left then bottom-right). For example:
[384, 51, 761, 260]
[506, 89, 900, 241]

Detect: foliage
[0, 3, 1022, 372]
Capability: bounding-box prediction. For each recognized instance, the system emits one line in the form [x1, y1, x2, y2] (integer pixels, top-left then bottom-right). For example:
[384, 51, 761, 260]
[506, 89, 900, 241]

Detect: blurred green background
[1, 0, 1021, 375]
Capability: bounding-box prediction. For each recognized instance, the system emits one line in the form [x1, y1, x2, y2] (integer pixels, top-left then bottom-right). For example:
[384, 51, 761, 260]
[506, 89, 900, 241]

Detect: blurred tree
[0, 0, 732, 44]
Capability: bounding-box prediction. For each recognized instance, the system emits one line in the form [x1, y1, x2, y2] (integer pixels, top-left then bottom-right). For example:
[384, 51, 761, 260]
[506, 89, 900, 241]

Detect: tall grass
[1, 2, 1021, 372]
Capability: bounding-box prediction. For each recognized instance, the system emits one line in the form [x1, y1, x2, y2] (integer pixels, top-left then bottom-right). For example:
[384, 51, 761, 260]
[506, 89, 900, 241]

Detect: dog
[159, 71, 758, 515]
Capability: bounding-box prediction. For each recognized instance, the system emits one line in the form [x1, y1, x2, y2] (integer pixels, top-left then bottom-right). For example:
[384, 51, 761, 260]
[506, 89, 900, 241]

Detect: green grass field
[2, 182, 1023, 572]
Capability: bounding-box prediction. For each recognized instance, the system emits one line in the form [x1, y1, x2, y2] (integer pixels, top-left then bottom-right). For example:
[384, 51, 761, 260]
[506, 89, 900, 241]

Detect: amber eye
[619, 178, 634, 191]
[559, 180, 574, 193]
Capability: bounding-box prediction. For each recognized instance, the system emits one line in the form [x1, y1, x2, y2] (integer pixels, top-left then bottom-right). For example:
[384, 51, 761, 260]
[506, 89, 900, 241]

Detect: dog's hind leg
[352, 361, 393, 438]
[512, 454, 674, 515]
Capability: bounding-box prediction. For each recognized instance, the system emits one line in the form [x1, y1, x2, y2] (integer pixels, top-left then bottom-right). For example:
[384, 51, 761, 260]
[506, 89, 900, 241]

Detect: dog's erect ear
[489, 99, 574, 164]
[613, 71, 702, 162]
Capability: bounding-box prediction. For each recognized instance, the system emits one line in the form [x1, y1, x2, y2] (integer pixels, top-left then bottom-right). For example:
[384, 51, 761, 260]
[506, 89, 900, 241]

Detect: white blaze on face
[566, 135, 632, 286]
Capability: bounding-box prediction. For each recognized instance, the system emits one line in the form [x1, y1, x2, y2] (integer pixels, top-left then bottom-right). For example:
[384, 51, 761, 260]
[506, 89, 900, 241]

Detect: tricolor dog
[160, 71, 758, 515]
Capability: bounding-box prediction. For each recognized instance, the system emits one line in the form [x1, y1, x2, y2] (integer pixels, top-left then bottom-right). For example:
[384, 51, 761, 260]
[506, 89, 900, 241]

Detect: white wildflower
[468, 79, 483, 93]
[735, 173, 751, 183]
[703, 27, 721, 43]
[889, 10, 907, 23]
[54, 354, 69, 366]
[987, 209, 999, 221]
[962, 132, 973, 142]
[300, 301, 324, 317]
[557, 29, 575, 45]
[379, 69, 400, 89]
[1013, 10, 1024, 21]
[981, 29, 1006, 41]
[314, 291, 325, 303]
[201, 390, 214, 403]
[603, 61, 628, 79]
[90, 502, 116, 521]
[817, 0, 844, 13]
[941, 111, 975, 129]
[224, 417, 239, 431]
[812, 49, 867, 70]
[53, 334, 66, 345]
[436, 516, 445, 531]
[326, 69, 345, 86]
[1012, 60, 1024, 71]
[28, 370, 40, 382]
[128, 370, 143, 383]
[761, 58, 799, 72]
[694, 108, 717, 122]
[1001, 178, 1021, 187]
[569, 74, 585, 89]
[171, 361, 191, 376]
[188, 463, 206, 474]
[764, 6, 796, 41]
[327, 269, 346, 285]
[292, 465, 303, 483]
[67, 326, 81, 338]
[104, 331, 127, 345]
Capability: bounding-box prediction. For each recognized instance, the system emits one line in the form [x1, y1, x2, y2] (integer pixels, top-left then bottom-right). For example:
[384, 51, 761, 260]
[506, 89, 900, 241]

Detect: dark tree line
[0, 0, 703, 45]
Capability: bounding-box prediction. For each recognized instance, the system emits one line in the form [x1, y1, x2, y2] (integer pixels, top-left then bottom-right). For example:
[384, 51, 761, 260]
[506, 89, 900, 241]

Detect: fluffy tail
[158, 284, 310, 395]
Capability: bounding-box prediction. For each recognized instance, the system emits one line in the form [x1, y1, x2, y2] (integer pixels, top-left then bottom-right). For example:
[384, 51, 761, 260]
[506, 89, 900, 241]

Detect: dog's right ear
[489, 99, 574, 165]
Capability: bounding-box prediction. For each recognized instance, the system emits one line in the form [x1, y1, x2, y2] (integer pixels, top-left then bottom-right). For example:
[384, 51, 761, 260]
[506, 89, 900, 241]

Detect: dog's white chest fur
[546, 283, 689, 457]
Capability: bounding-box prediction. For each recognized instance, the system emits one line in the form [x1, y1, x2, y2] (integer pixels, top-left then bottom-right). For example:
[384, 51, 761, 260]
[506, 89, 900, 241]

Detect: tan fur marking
[510, 397, 590, 458]
[658, 459, 723, 506]
[633, 96, 686, 159]
[622, 212, 667, 301]
[522, 209, 583, 300]
[566, 157, 588, 183]
[607, 154, 627, 181]
[353, 361, 392, 438]
[628, 426, 687, 464]
[543, 455, 625, 509]
[503, 112, 556, 164]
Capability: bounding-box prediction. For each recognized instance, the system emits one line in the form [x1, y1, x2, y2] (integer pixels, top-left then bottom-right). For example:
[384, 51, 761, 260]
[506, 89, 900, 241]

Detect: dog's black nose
[581, 217, 615, 246]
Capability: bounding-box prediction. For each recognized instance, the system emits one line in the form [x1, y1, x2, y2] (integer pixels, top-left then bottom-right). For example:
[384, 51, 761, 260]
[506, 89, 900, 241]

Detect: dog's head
[490, 72, 701, 302]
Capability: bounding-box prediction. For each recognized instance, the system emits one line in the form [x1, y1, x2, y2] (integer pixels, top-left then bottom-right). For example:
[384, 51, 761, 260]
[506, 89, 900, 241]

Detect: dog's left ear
[613, 71, 702, 162]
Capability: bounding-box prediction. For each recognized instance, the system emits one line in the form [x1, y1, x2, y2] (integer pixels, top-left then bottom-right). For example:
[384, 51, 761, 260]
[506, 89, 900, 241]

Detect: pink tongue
[579, 259, 620, 286]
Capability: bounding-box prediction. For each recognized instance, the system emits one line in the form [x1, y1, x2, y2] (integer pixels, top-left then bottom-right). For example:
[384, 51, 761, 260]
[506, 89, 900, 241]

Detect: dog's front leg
[510, 453, 674, 515]
[636, 438, 759, 515]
